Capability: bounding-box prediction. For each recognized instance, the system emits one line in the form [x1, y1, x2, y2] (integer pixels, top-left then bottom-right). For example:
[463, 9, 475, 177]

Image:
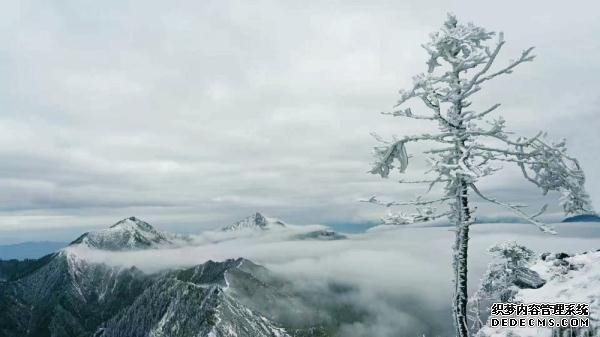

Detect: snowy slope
[477, 250, 600, 337]
[221, 212, 286, 232]
[0, 251, 295, 337]
[0, 250, 149, 337]
[97, 259, 290, 337]
[70, 217, 190, 250]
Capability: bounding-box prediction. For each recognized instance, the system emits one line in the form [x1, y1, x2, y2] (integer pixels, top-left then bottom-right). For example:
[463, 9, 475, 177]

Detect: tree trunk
[449, 62, 472, 336]
[453, 182, 471, 337]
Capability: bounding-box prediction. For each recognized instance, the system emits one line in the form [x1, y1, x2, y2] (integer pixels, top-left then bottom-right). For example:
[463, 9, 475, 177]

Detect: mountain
[0, 241, 66, 260]
[221, 212, 346, 241]
[0, 251, 332, 337]
[0, 250, 150, 337]
[562, 213, 600, 223]
[96, 259, 291, 337]
[69, 217, 190, 250]
[0, 217, 359, 337]
[292, 229, 346, 241]
[221, 212, 286, 232]
[0, 256, 55, 282]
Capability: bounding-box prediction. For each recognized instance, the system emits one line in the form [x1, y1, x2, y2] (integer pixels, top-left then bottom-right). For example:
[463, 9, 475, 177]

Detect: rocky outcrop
[513, 267, 545, 289]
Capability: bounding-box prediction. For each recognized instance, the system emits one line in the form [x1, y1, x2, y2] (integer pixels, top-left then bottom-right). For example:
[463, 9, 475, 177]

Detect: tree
[366, 14, 593, 337]
[468, 242, 536, 332]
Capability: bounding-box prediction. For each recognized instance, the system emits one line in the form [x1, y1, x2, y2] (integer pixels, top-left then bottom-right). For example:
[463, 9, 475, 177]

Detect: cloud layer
[65, 222, 600, 336]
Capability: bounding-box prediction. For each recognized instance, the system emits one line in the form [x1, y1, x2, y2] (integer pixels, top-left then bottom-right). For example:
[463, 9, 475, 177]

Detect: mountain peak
[70, 217, 184, 251]
[109, 216, 154, 231]
[221, 212, 285, 231]
[252, 212, 267, 226]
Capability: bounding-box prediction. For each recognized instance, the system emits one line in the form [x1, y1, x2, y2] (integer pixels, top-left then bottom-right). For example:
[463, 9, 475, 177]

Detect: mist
[65, 222, 600, 337]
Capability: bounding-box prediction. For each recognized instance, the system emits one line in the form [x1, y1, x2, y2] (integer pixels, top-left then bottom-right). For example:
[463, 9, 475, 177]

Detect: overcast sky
[1, 0, 599, 240]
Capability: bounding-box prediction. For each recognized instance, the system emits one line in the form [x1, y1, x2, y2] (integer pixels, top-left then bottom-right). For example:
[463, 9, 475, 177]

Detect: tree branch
[469, 184, 555, 234]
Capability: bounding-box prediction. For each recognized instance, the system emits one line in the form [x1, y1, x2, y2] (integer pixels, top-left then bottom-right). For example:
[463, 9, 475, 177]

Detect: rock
[513, 268, 546, 289]
[553, 259, 569, 267]
[555, 252, 570, 260]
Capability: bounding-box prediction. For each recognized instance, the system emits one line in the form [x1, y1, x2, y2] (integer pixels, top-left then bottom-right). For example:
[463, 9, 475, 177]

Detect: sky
[1, 0, 599, 241]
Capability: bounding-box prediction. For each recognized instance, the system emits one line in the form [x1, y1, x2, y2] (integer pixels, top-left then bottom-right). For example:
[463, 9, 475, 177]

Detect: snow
[221, 212, 286, 232]
[182, 213, 346, 246]
[72, 217, 190, 251]
[478, 250, 600, 337]
[520, 252, 600, 322]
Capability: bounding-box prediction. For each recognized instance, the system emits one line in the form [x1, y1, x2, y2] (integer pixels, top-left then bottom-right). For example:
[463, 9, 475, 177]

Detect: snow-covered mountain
[0, 250, 296, 337]
[95, 258, 291, 337]
[220, 212, 346, 241]
[0, 217, 352, 337]
[221, 212, 286, 232]
[0, 250, 149, 337]
[70, 216, 190, 250]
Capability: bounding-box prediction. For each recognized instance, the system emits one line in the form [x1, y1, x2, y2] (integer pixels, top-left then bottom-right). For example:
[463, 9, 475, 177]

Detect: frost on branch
[367, 14, 593, 337]
[515, 138, 594, 216]
[367, 13, 594, 230]
[370, 135, 408, 178]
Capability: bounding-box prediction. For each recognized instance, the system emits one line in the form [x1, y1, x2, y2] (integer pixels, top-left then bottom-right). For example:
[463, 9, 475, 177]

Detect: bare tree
[366, 14, 593, 337]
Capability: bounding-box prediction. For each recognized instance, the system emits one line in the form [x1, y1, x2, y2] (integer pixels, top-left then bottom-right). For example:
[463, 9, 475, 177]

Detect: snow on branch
[381, 209, 453, 226]
[368, 13, 593, 230]
[381, 107, 436, 120]
[361, 196, 451, 207]
[368, 14, 593, 337]
[514, 138, 594, 216]
[469, 184, 555, 234]
[370, 139, 409, 178]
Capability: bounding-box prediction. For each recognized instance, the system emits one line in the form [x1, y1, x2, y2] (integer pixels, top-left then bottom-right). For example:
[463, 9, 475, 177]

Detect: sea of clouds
[65, 221, 600, 337]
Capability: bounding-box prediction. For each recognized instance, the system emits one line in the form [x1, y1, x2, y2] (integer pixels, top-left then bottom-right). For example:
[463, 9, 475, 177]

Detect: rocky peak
[222, 212, 286, 231]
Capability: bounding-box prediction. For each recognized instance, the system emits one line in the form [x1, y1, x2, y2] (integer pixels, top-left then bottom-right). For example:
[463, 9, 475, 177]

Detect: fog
[66, 222, 600, 337]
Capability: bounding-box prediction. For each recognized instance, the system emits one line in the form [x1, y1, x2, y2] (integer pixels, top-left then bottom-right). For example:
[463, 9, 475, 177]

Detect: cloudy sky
[1, 0, 599, 240]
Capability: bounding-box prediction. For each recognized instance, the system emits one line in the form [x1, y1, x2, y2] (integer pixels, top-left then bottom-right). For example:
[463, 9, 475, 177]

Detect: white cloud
[0, 0, 599, 234]
[63, 222, 600, 336]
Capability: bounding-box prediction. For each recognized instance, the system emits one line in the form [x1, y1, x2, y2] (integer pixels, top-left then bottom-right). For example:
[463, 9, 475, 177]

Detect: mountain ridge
[0, 216, 353, 337]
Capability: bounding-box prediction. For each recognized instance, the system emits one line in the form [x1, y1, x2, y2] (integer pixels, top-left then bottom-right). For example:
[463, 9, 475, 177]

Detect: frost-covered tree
[366, 14, 593, 337]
